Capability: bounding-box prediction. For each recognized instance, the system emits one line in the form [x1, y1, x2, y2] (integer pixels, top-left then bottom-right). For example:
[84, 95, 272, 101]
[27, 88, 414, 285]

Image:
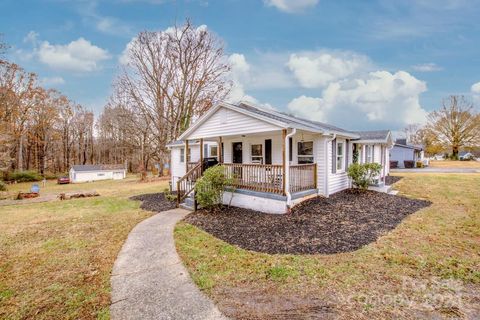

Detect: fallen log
[59, 191, 100, 200]
[16, 192, 40, 200]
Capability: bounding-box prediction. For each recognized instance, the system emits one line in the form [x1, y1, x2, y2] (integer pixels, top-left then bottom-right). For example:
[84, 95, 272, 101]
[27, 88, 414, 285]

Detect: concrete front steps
[368, 184, 398, 195]
[179, 195, 195, 211]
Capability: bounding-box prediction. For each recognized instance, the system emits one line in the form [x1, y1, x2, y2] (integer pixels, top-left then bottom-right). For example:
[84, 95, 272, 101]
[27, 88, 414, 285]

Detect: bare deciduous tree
[112, 20, 231, 174]
[426, 95, 480, 158]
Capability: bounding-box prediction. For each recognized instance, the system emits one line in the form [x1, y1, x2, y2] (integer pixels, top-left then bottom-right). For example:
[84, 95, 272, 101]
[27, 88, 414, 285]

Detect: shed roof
[71, 164, 126, 172]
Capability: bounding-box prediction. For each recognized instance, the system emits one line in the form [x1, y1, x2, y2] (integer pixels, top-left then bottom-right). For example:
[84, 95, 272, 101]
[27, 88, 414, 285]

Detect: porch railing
[289, 163, 317, 193]
[187, 161, 199, 172]
[177, 162, 202, 205]
[223, 163, 284, 194]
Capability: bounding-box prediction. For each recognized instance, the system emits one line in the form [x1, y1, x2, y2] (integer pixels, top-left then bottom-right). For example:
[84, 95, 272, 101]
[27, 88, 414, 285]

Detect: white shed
[69, 165, 127, 183]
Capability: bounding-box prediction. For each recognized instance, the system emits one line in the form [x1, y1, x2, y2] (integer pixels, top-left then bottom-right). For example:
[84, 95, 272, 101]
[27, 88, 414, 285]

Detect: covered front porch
[177, 128, 318, 205]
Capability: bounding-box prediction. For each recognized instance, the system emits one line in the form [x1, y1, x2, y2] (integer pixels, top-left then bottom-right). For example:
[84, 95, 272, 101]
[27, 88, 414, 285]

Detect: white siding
[327, 138, 350, 195]
[188, 107, 282, 139]
[170, 142, 217, 190]
[316, 136, 327, 196]
[70, 169, 126, 183]
[222, 132, 284, 164]
[390, 145, 414, 168]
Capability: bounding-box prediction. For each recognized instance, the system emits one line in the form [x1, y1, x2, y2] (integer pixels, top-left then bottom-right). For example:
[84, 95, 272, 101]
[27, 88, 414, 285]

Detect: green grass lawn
[175, 173, 480, 319]
[0, 177, 169, 320]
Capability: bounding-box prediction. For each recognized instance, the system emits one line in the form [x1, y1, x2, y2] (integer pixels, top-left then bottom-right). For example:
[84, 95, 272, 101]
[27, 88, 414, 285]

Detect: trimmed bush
[4, 171, 42, 183]
[0, 180, 7, 191]
[416, 161, 424, 168]
[347, 163, 382, 190]
[390, 160, 398, 169]
[195, 165, 233, 210]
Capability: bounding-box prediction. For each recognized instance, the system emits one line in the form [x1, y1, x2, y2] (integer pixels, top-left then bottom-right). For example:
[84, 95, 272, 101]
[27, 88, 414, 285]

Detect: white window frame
[180, 148, 185, 163]
[251, 143, 263, 164]
[366, 145, 373, 163]
[297, 141, 314, 164]
[336, 141, 345, 172]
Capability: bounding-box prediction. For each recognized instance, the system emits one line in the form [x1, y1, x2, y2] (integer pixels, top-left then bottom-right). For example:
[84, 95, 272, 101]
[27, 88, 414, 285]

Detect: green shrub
[347, 163, 382, 190]
[195, 165, 233, 210]
[416, 161, 424, 168]
[4, 171, 42, 183]
[0, 180, 6, 191]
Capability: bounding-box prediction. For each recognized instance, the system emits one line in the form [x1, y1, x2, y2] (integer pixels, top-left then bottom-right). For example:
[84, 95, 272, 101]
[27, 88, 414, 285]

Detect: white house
[390, 139, 424, 168]
[69, 165, 127, 183]
[168, 101, 393, 214]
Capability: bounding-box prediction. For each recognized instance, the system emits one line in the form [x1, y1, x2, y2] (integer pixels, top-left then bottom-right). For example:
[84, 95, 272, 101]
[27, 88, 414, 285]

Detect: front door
[232, 142, 243, 180]
[232, 142, 243, 163]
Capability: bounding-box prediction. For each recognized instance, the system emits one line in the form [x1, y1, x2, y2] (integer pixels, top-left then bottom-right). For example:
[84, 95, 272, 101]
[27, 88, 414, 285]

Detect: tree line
[0, 42, 96, 175]
[0, 21, 231, 176]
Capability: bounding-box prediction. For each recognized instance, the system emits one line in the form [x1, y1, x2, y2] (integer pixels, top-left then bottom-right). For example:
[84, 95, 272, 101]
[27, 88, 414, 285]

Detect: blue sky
[2, 0, 480, 131]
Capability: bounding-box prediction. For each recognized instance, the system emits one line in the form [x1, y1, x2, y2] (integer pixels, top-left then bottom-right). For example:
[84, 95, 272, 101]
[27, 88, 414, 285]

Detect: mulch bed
[130, 192, 176, 212]
[385, 175, 403, 186]
[184, 189, 431, 254]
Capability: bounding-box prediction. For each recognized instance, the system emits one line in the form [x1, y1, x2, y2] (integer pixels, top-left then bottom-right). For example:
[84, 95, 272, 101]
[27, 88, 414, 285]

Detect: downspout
[285, 128, 296, 209]
[324, 133, 336, 197]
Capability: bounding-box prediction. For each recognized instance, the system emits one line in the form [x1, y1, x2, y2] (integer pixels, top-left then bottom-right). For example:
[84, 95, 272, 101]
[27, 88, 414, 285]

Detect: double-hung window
[366, 145, 373, 163]
[336, 142, 344, 172]
[251, 144, 263, 164]
[297, 141, 314, 164]
[180, 148, 185, 163]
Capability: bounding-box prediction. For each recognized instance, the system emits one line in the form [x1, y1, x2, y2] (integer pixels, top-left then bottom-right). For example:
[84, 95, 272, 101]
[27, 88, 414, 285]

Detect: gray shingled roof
[354, 130, 391, 141]
[234, 102, 357, 136]
[71, 164, 125, 172]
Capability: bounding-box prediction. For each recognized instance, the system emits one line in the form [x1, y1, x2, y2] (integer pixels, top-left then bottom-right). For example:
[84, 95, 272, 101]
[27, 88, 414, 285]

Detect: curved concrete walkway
[110, 208, 227, 320]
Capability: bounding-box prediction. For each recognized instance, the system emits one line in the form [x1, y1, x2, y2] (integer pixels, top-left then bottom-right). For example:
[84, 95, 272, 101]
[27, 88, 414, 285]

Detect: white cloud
[227, 53, 257, 103]
[287, 51, 370, 88]
[287, 95, 326, 121]
[79, 1, 133, 36]
[288, 70, 428, 128]
[37, 38, 110, 72]
[23, 31, 39, 44]
[264, 0, 319, 13]
[40, 76, 65, 86]
[471, 82, 480, 94]
[412, 63, 443, 72]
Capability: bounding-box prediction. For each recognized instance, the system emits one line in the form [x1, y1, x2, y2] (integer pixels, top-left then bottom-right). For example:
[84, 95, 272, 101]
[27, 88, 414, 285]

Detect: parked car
[459, 152, 475, 161]
[57, 176, 70, 184]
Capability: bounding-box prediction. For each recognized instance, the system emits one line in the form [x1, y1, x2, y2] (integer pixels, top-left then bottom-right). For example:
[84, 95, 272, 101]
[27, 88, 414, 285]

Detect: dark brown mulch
[130, 192, 176, 212]
[184, 189, 431, 254]
[385, 175, 403, 186]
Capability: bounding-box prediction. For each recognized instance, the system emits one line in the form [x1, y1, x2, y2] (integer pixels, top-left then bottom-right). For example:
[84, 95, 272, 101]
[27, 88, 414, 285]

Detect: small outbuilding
[390, 139, 424, 168]
[69, 165, 127, 183]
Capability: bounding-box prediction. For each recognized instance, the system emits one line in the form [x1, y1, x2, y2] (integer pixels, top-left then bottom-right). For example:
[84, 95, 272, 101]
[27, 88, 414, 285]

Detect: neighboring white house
[69, 165, 127, 183]
[390, 139, 424, 168]
[168, 101, 393, 214]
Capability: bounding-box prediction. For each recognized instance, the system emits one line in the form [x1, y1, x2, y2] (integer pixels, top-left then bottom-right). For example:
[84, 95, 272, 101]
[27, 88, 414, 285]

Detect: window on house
[180, 148, 185, 163]
[297, 141, 314, 164]
[210, 145, 218, 159]
[251, 144, 263, 164]
[336, 142, 344, 171]
[366, 145, 373, 163]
